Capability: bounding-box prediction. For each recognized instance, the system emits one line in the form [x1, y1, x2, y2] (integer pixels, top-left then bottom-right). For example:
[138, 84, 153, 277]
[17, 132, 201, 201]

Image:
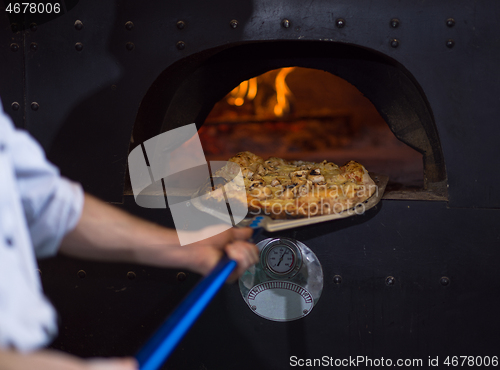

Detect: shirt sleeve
[6, 119, 84, 258]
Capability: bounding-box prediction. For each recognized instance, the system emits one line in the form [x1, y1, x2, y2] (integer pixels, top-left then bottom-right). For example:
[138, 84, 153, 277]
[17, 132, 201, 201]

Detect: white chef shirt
[0, 101, 84, 351]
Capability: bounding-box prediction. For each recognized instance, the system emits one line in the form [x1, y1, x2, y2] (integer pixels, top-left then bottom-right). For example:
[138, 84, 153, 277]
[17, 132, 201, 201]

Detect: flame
[247, 77, 258, 100]
[227, 78, 257, 106]
[274, 67, 295, 116]
[226, 67, 295, 117]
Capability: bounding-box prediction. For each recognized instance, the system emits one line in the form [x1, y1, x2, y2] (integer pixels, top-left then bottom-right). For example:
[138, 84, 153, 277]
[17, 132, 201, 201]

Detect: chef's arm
[0, 348, 137, 370]
[59, 193, 258, 279]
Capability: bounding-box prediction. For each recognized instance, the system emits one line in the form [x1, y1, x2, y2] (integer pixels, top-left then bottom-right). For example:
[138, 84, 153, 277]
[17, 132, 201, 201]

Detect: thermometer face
[262, 239, 302, 278]
[266, 244, 296, 274]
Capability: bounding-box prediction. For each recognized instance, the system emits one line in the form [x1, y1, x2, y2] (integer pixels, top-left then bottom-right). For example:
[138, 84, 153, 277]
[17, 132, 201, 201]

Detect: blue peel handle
[135, 256, 237, 370]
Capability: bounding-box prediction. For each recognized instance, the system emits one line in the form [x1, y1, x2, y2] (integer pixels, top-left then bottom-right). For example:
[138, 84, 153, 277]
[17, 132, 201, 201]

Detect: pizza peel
[191, 173, 388, 233]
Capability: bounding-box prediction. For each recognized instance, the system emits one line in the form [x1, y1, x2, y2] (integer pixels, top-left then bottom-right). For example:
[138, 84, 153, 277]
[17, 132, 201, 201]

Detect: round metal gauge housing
[239, 237, 323, 322]
[262, 238, 302, 278]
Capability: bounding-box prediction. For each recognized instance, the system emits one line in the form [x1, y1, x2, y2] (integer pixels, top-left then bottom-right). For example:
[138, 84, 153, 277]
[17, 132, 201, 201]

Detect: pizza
[203, 151, 377, 219]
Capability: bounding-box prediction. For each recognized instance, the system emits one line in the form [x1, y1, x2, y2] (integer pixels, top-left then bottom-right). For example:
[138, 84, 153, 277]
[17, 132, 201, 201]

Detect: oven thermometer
[262, 239, 302, 278]
[239, 237, 323, 321]
[266, 245, 295, 273]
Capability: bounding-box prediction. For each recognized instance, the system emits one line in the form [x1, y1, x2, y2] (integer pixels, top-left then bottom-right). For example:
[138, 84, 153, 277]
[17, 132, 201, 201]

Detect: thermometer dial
[266, 245, 296, 274]
[262, 239, 302, 278]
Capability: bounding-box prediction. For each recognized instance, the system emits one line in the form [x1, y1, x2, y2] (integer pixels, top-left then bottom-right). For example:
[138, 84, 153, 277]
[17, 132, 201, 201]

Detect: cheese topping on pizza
[207, 151, 377, 219]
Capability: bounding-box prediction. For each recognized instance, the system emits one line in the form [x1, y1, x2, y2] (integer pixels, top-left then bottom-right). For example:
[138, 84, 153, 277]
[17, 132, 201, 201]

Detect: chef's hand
[181, 226, 259, 281]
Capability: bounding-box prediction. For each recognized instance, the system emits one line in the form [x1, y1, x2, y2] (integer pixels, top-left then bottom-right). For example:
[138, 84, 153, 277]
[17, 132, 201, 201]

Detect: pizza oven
[1, 1, 500, 368]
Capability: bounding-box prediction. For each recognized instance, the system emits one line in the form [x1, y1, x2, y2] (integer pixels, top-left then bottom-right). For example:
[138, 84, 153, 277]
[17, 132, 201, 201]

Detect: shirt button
[0, 143, 5, 151]
[5, 237, 14, 247]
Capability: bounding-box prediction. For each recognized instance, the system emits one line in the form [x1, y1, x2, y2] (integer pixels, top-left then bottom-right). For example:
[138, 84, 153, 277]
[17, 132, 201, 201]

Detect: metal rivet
[176, 41, 185, 50]
[446, 39, 455, 48]
[446, 18, 455, 27]
[440, 276, 450, 286]
[251, 305, 257, 310]
[390, 39, 399, 48]
[230, 19, 239, 29]
[10, 43, 19, 52]
[125, 21, 134, 31]
[336, 18, 346, 28]
[126, 42, 135, 51]
[281, 19, 291, 28]
[30, 23, 37, 32]
[77, 270, 86, 278]
[333, 275, 342, 284]
[127, 271, 136, 280]
[11, 23, 19, 33]
[385, 276, 395, 286]
[390, 18, 400, 28]
[176, 272, 187, 282]
[176, 21, 185, 30]
[11, 102, 20, 111]
[31, 102, 39, 111]
[74, 20, 83, 30]
[75, 42, 83, 51]
[303, 309, 308, 314]
[30, 42, 38, 52]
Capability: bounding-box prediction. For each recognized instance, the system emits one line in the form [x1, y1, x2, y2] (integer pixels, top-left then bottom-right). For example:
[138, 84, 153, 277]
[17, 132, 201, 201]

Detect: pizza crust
[205, 151, 377, 219]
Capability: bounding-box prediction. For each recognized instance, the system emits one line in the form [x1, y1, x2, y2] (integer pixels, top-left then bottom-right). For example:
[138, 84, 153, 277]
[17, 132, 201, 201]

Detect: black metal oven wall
[1, 1, 500, 369]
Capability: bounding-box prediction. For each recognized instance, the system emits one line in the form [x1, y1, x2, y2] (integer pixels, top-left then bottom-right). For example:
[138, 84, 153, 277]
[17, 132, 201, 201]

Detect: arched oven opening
[131, 41, 447, 199]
